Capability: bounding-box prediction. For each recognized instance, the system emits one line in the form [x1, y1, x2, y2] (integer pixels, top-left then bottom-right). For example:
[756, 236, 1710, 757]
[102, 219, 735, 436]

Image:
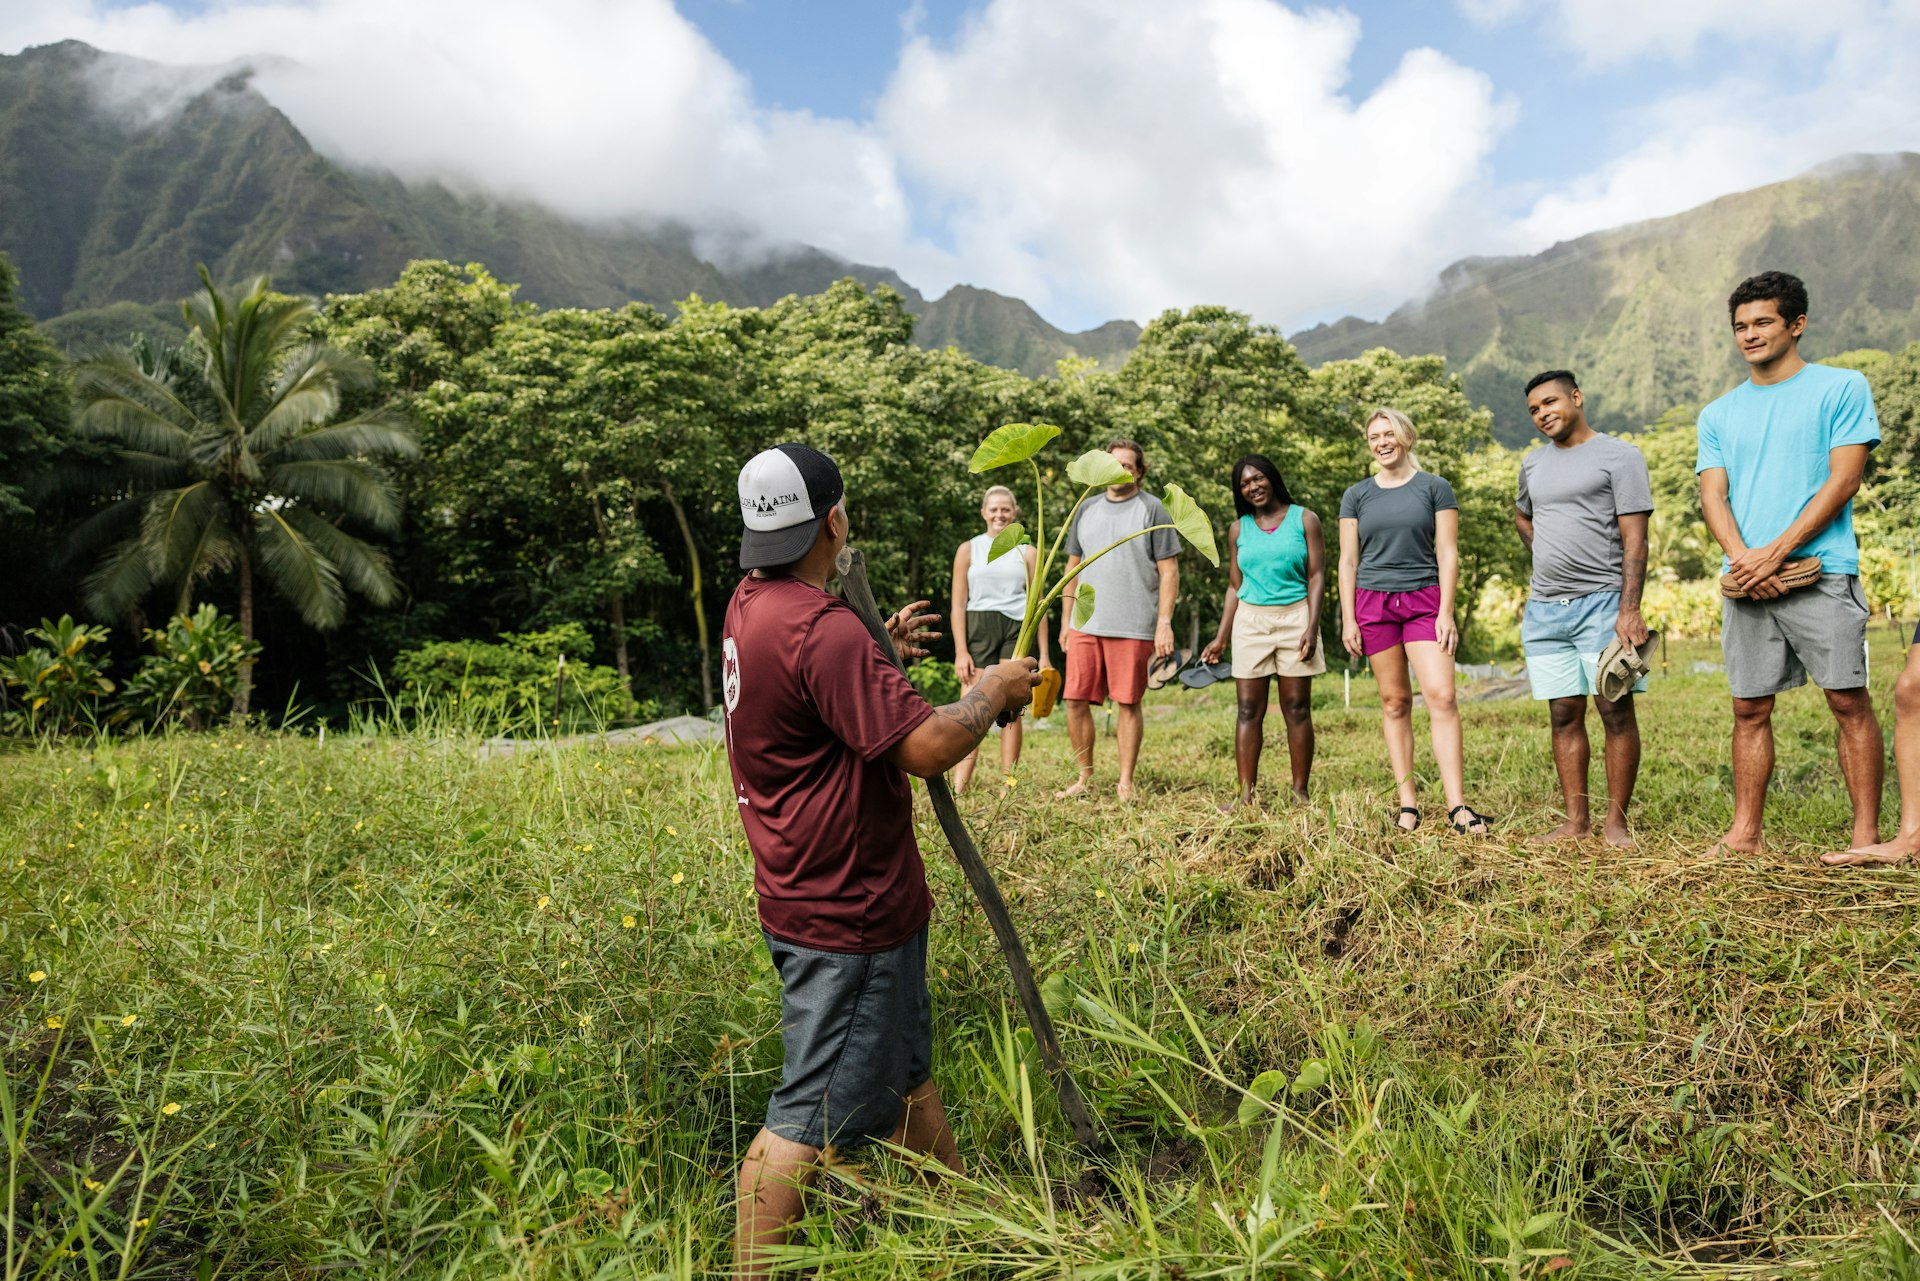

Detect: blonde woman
[1337, 409, 1490, 835]
[951, 486, 1051, 793]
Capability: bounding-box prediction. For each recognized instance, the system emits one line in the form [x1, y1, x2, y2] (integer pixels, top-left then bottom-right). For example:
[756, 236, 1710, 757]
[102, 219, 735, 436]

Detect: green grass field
[4, 637, 1917, 1279]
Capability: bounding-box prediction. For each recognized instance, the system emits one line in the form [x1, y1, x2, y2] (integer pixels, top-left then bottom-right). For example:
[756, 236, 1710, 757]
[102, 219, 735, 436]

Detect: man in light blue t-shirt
[1695, 270, 1883, 857]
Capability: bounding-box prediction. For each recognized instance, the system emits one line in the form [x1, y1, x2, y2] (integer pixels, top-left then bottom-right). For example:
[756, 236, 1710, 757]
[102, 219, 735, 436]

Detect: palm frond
[61, 497, 149, 568]
[69, 357, 199, 453]
[38, 453, 188, 501]
[281, 507, 401, 607]
[140, 483, 234, 586]
[268, 412, 420, 464]
[81, 532, 158, 619]
[267, 460, 403, 532]
[254, 505, 346, 629]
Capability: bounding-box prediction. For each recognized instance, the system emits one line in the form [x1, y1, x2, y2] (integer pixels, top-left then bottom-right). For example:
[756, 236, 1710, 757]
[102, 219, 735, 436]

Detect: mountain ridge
[0, 40, 1138, 375]
[1291, 153, 1920, 442]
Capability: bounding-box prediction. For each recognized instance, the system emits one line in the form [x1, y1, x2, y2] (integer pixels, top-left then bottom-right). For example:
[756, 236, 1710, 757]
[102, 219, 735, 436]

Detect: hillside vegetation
[1292, 155, 1920, 444]
[0, 41, 1134, 376]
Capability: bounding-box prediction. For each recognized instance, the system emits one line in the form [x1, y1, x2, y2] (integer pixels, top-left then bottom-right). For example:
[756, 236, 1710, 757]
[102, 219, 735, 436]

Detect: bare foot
[1217, 791, 1256, 814]
[1603, 824, 1635, 849]
[1289, 787, 1309, 806]
[1704, 831, 1763, 857]
[1820, 835, 1918, 866]
[1115, 780, 1136, 802]
[1054, 777, 1094, 799]
[1531, 821, 1592, 844]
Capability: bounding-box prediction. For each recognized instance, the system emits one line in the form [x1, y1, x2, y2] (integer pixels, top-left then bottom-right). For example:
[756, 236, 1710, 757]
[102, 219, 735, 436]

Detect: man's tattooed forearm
[936, 686, 998, 738]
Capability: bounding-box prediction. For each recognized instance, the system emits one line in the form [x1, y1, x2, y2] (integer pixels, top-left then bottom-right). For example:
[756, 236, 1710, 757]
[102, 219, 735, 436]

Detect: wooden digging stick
[835, 547, 1102, 1155]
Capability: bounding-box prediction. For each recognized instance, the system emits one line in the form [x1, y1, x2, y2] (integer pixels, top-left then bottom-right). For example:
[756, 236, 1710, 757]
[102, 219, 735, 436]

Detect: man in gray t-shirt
[1056, 439, 1181, 801]
[1514, 370, 1654, 847]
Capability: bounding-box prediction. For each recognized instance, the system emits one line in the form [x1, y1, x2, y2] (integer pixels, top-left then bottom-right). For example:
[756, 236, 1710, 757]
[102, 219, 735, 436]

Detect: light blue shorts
[1521, 590, 1644, 701]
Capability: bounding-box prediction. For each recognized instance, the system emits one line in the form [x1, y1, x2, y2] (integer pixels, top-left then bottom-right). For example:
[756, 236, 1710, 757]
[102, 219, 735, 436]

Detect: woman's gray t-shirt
[1338, 471, 1457, 592]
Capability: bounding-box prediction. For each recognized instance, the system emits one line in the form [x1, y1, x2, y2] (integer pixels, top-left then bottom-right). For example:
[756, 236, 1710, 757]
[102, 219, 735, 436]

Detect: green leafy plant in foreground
[121, 604, 261, 729]
[1, 614, 118, 734]
[968, 422, 1221, 659]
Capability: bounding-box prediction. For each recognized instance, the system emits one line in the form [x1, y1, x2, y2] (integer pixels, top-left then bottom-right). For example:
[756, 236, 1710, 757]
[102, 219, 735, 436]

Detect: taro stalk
[968, 422, 1220, 659]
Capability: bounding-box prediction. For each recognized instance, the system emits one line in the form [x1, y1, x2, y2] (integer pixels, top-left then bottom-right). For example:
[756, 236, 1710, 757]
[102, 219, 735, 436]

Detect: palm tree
[66, 269, 417, 717]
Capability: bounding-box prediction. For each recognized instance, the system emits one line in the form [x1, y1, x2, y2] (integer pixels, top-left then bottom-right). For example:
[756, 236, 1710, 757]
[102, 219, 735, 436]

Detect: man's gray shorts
[762, 927, 932, 1149]
[1721, 573, 1869, 699]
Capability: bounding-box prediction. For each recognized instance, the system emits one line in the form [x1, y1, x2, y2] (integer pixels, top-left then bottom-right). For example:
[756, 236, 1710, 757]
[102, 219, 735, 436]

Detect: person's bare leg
[999, 715, 1023, 775]
[1594, 691, 1640, 848]
[1826, 648, 1920, 865]
[1114, 701, 1143, 801]
[1056, 698, 1095, 797]
[1825, 685, 1884, 851]
[1535, 695, 1592, 842]
[1276, 675, 1314, 804]
[1371, 647, 1419, 828]
[1407, 640, 1481, 829]
[735, 1128, 820, 1280]
[1709, 694, 1774, 855]
[1226, 676, 1268, 809]
[887, 1080, 963, 1176]
[952, 672, 982, 794]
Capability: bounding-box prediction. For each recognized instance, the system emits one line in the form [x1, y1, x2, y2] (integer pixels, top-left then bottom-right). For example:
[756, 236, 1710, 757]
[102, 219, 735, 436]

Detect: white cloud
[0, 0, 932, 274]
[1512, 3, 1920, 248]
[878, 0, 1512, 326]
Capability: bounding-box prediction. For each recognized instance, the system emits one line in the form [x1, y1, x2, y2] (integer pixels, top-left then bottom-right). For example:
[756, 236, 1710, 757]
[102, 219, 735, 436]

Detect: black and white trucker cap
[737, 443, 845, 569]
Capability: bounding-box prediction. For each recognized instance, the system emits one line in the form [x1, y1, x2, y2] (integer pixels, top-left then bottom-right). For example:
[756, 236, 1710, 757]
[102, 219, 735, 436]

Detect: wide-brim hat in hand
[1146, 648, 1192, 691]
[1595, 629, 1659, 703]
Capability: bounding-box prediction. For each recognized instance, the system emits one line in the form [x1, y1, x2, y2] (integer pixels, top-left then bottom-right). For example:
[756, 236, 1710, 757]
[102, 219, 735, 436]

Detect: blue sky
[10, 0, 1918, 330]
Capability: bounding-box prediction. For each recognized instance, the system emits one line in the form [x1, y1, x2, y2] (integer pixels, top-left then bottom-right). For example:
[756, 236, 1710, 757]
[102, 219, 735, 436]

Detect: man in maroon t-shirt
[725, 443, 1039, 1277]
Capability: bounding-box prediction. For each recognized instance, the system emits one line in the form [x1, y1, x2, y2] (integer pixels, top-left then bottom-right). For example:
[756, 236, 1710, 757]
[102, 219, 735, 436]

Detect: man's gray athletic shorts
[762, 927, 932, 1149]
[1721, 573, 1869, 699]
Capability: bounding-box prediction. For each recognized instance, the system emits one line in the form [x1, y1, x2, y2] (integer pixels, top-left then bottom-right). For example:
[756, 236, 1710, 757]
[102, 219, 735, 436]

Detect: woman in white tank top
[949, 486, 1052, 793]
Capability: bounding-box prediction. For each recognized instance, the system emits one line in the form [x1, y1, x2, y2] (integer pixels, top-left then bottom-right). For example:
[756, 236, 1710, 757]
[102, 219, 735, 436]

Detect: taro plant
[121, 604, 261, 729]
[968, 422, 1220, 663]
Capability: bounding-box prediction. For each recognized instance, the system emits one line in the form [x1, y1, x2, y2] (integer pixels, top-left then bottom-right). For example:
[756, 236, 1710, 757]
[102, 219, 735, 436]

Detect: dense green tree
[0, 251, 69, 522]
[65, 270, 417, 716]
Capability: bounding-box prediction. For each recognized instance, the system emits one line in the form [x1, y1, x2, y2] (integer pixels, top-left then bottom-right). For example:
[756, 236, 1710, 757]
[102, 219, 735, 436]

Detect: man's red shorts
[1063, 629, 1153, 705]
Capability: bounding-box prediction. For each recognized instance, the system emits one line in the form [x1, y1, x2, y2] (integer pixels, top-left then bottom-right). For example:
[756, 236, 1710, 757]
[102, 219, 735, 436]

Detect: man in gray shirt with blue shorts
[1515, 370, 1654, 847]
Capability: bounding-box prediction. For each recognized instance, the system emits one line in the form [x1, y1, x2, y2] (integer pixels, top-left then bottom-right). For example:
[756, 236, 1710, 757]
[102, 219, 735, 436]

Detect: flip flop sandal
[1448, 804, 1491, 835]
[1394, 806, 1421, 833]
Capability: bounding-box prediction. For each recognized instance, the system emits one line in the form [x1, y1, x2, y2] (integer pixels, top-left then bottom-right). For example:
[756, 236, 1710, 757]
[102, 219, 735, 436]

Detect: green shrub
[1, 615, 118, 735]
[121, 605, 261, 729]
[906, 658, 961, 706]
[391, 623, 647, 733]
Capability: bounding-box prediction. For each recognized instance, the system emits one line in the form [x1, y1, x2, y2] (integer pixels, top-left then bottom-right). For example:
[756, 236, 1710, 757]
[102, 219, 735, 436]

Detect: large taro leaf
[1066, 449, 1133, 488]
[1163, 483, 1220, 566]
[970, 422, 1061, 473]
[1072, 582, 1096, 629]
[987, 522, 1030, 563]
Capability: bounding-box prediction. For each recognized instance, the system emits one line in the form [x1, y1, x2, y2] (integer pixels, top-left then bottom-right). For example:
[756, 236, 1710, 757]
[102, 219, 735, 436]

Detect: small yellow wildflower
[670, 872, 685, 885]
[577, 1012, 593, 1028]
[666, 825, 679, 837]
[28, 970, 45, 983]
[1094, 889, 1106, 899]
[134, 1217, 150, 1229]
[46, 1016, 62, 1030]
[1004, 774, 1017, 788]
[537, 894, 551, 909]
[161, 1102, 181, 1116]
[83, 1177, 104, 1192]
[352, 819, 365, 832]
[580, 842, 593, 852]
[622, 915, 636, 929]
[120, 1014, 138, 1027]
[1128, 942, 1142, 955]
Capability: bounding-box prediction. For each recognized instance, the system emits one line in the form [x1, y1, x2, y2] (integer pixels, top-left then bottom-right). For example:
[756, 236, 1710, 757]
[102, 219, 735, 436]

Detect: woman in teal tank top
[1200, 454, 1326, 808]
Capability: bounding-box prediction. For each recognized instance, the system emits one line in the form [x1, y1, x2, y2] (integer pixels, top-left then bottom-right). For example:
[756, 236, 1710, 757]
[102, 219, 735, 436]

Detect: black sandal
[1395, 806, 1421, 833]
[1448, 804, 1491, 835]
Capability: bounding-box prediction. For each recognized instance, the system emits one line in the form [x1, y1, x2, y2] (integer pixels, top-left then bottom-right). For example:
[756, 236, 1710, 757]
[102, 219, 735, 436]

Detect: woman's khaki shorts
[1232, 599, 1327, 680]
